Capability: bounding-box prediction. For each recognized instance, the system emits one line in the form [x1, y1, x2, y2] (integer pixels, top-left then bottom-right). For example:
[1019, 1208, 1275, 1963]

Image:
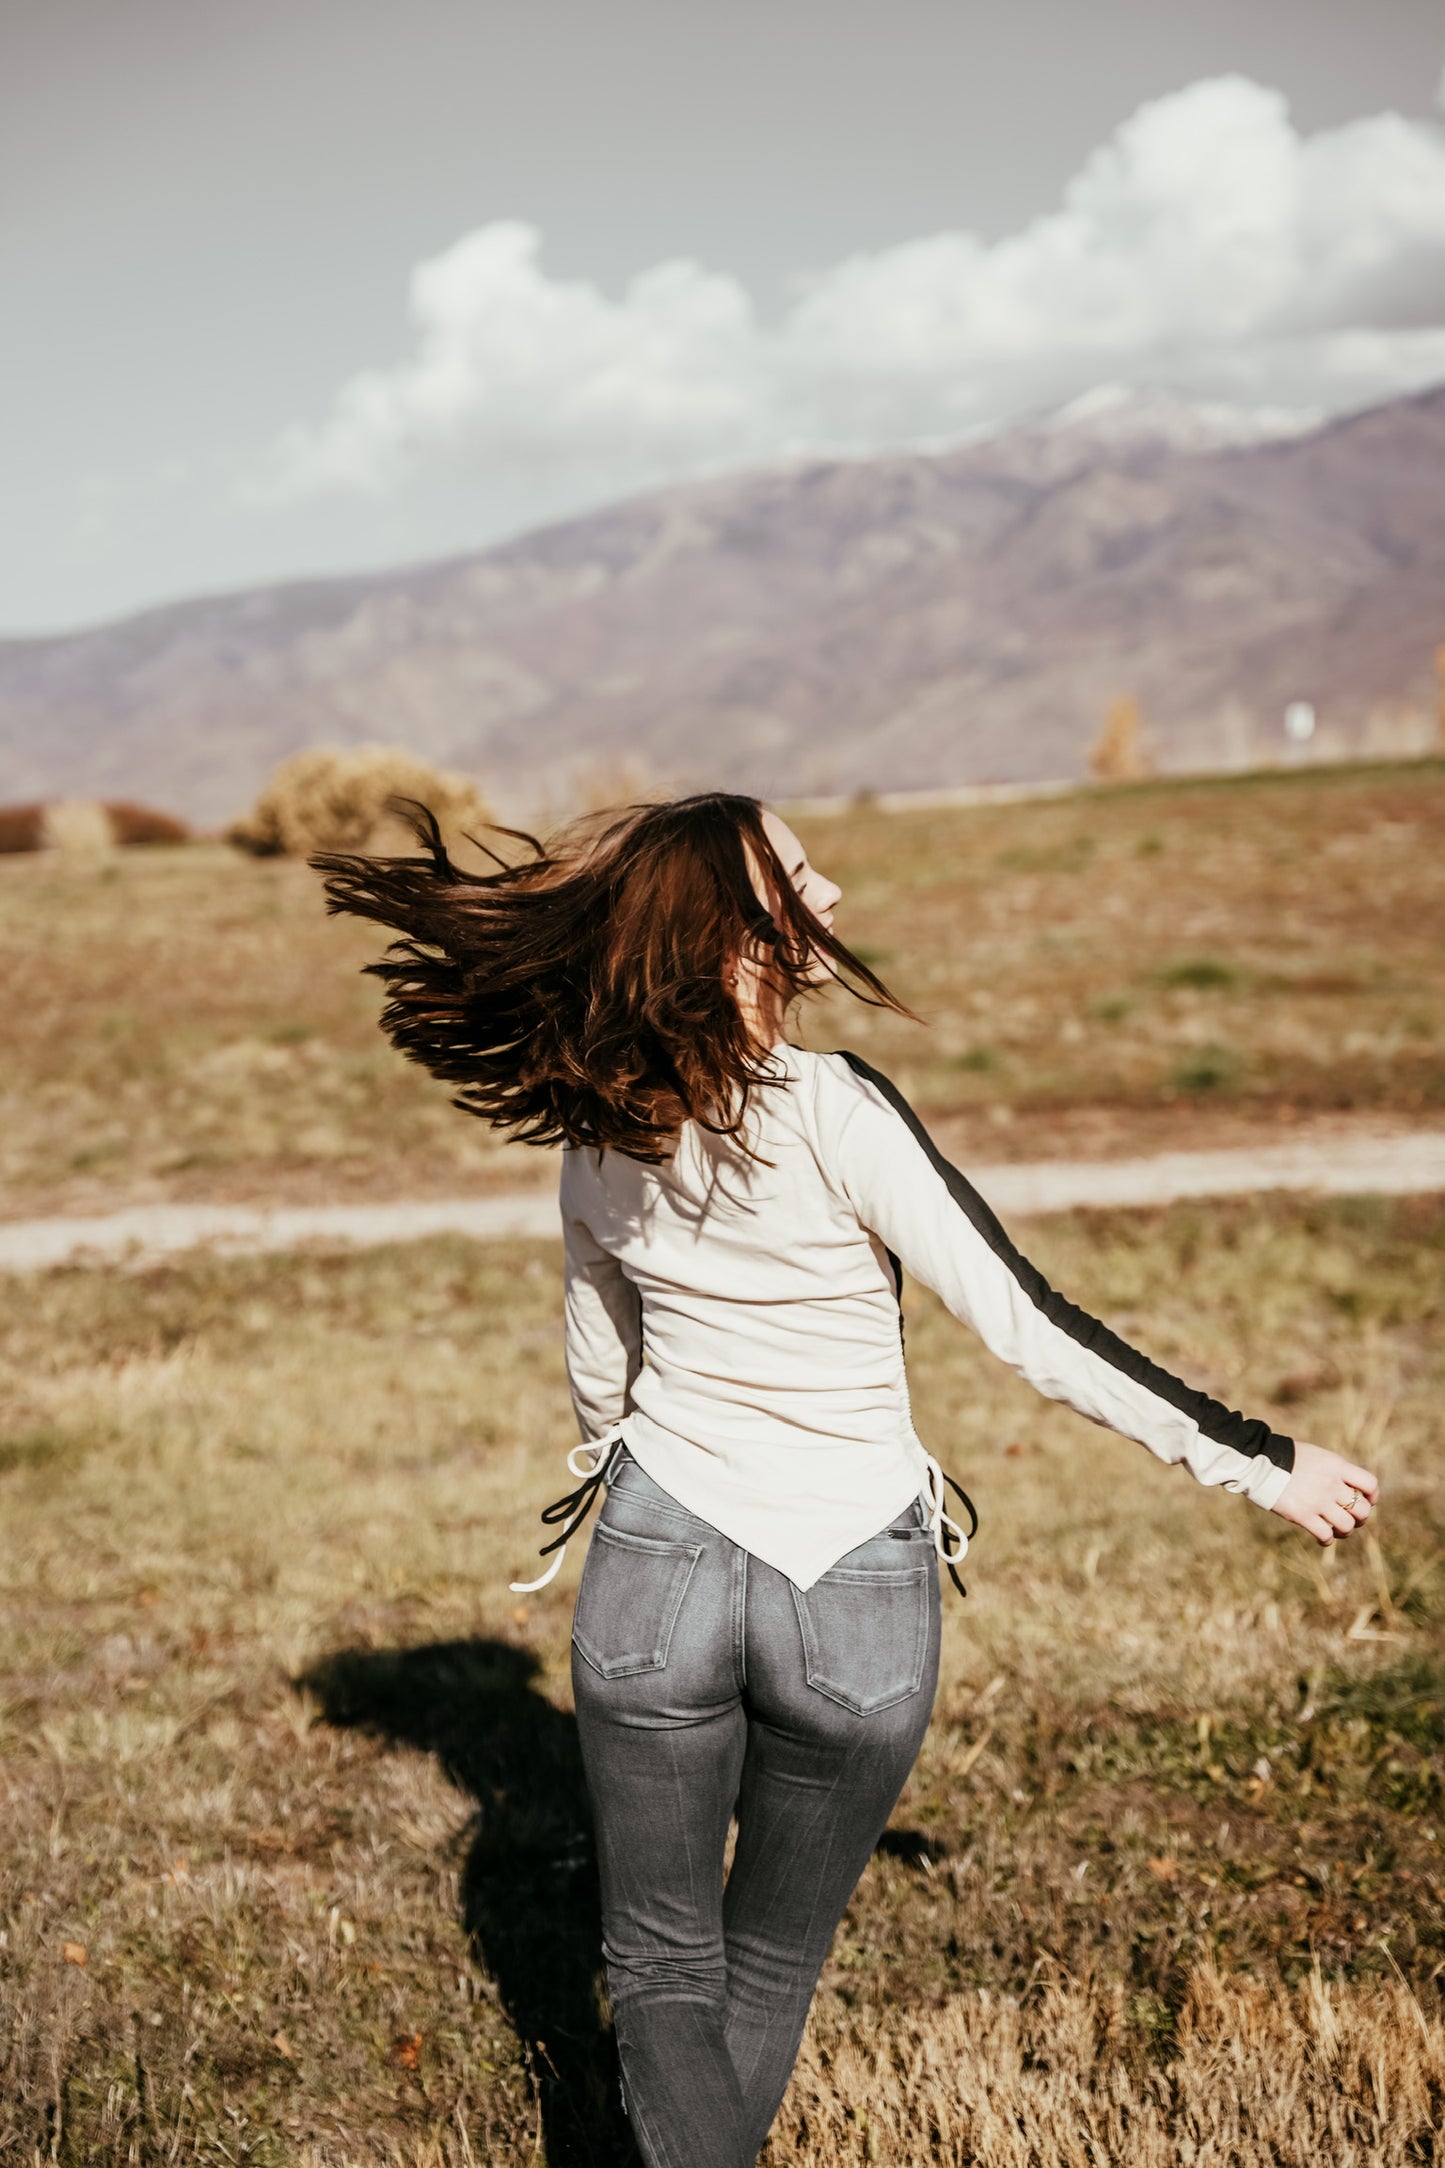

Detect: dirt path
[2, 1129, 1443, 1273]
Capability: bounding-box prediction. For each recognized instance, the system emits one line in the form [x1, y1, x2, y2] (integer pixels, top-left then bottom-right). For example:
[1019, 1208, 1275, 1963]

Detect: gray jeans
[571, 1448, 941, 2168]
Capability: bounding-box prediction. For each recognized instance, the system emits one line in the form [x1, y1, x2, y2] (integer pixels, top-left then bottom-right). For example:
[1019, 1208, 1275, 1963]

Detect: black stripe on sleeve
[836, 1050, 1294, 1475]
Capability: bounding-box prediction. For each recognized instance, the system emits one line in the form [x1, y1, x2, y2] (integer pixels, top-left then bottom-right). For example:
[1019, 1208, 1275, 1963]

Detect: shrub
[226, 747, 492, 858]
[104, 800, 190, 846]
[0, 804, 45, 853]
[0, 800, 189, 852]
[40, 800, 113, 853]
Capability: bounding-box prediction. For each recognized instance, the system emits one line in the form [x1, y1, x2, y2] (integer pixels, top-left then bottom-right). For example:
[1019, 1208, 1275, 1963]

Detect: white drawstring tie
[509, 1423, 627, 1593]
[511, 1427, 974, 1596]
[919, 1449, 971, 1569]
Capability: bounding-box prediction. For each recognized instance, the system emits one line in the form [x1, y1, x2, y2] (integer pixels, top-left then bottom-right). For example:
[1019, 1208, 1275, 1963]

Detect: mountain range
[1, 383, 1441, 826]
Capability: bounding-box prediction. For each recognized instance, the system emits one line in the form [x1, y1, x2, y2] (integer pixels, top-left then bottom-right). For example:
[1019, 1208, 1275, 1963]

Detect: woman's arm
[561, 1155, 643, 1441]
[830, 1052, 1377, 1539]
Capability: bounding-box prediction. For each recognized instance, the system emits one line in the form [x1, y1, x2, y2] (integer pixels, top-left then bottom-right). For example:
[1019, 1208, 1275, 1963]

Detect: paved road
[2, 1130, 1443, 1272]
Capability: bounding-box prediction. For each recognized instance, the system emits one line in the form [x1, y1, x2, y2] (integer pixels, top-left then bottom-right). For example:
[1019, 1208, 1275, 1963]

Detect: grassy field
[3, 753, 1442, 2162]
[2, 1190, 1442, 2163]
[2, 758, 1442, 1219]
[804, 759, 1445, 1152]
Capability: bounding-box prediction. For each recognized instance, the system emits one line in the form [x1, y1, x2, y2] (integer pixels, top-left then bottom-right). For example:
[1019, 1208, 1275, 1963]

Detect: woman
[316, 791, 1378, 2168]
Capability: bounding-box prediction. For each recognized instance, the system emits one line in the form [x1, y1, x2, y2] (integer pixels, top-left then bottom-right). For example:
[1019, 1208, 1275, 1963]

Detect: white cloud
[254, 75, 1445, 510]
[262, 222, 767, 498]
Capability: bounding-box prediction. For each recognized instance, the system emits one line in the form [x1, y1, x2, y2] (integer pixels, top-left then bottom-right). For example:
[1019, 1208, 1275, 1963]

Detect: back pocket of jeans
[572, 1522, 702, 1680]
[791, 1564, 931, 1716]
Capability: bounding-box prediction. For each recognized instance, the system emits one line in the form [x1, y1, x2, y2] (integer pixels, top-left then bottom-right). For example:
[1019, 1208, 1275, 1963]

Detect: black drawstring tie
[938, 1468, 979, 1598]
[511, 1427, 978, 1599]
[509, 1427, 626, 1593]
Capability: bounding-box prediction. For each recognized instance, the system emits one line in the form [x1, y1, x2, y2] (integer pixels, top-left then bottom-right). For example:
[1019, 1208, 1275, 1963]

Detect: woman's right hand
[1271, 1439, 1379, 1545]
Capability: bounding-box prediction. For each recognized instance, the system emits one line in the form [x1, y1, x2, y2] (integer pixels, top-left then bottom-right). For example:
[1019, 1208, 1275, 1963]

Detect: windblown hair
[312, 791, 911, 1162]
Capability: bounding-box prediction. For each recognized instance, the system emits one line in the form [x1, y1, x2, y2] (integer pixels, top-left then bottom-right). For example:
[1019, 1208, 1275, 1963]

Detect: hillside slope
[1, 386, 1441, 823]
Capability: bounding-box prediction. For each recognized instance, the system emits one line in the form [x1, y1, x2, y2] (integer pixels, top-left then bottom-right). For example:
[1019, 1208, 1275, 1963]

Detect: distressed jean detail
[572, 1449, 940, 2168]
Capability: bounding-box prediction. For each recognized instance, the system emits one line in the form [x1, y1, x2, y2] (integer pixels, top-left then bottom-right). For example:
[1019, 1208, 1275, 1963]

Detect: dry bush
[226, 745, 491, 858]
[0, 799, 189, 854]
[40, 798, 114, 853]
[569, 755, 658, 815]
[0, 803, 45, 853]
[103, 799, 190, 846]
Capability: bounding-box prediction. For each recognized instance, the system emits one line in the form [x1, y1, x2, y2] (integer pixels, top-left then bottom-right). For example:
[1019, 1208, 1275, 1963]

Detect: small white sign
[1284, 700, 1316, 742]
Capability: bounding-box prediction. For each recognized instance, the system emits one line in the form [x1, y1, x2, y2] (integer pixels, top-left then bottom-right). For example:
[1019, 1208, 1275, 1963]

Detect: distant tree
[1089, 696, 1152, 781]
[226, 746, 491, 858]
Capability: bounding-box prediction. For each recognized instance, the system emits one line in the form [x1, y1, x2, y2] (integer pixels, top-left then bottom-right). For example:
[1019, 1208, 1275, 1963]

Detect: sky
[4, 0, 1445, 635]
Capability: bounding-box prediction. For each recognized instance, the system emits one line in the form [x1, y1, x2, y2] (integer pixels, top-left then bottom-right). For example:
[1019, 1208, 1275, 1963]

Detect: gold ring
[1342, 1486, 1363, 1512]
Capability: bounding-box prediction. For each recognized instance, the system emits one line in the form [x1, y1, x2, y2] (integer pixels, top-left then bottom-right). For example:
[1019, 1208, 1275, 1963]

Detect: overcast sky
[4, 0, 1444, 635]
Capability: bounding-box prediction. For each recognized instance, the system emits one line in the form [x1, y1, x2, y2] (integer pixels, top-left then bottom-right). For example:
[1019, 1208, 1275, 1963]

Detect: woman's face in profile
[759, 808, 842, 945]
[728, 809, 844, 1020]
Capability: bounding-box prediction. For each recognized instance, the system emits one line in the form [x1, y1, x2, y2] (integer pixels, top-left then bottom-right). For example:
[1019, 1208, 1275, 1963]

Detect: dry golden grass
[1, 1190, 1441, 2162]
[0, 846, 522, 1216]
[2, 754, 1442, 2160]
[774, 1966, 1445, 2165]
[802, 758, 1445, 1156]
[1, 758, 1442, 1217]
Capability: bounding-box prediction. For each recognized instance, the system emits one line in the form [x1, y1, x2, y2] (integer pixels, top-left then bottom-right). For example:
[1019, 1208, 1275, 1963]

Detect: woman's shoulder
[787, 1045, 905, 1131]
[794, 1044, 894, 1096]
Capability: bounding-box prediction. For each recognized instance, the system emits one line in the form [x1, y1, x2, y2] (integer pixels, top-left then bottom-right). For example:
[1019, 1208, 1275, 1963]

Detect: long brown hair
[312, 791, 911, 1162]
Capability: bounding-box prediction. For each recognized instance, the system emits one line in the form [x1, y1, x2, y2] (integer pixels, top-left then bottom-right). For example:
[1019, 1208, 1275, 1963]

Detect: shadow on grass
[303, 1638, 951, 2163]
[301, 1638, 639, 2168]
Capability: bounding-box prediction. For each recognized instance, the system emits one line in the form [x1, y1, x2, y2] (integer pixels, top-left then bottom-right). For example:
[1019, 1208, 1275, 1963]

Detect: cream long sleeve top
[557, 1045, 1295, 1591]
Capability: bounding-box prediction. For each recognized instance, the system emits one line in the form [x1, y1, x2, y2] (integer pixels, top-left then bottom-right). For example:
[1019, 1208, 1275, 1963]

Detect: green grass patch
[1153, 956, 1241, 992]
[1170, 1043, 1244, 1092]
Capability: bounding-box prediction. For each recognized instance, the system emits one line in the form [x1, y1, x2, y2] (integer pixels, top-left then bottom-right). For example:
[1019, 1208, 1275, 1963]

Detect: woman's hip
[572, 1449, 940, 1746]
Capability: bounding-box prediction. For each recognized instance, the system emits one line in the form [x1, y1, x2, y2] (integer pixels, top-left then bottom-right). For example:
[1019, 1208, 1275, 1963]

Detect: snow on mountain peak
[1040, 382, 1323, 451]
